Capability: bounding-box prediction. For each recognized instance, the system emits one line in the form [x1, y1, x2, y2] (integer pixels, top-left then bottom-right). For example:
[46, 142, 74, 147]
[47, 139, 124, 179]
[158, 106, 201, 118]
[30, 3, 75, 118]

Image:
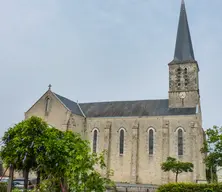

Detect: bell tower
[168, 0, 200, 108]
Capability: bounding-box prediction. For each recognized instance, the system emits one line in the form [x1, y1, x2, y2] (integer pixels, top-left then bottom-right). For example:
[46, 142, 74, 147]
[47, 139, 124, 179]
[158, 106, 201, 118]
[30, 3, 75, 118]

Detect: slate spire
[173, 0, 195, 62]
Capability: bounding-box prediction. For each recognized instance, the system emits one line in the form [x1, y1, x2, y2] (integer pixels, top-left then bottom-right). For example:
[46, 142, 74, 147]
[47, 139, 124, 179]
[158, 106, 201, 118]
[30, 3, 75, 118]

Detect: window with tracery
[149, 129, 154, 155]
[178, 129, 183, 155]
[93, 129, 98, 153]
[119, 129, 124, 155]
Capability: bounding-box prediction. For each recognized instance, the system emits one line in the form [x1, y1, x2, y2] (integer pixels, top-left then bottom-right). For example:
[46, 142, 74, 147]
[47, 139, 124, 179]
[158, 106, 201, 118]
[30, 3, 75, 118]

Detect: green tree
[161, 157, 193, 182]
[201, 125, 222, 183]
[1, 116, 48, 190]
[1, 116, 114, 192]
[35, 128, 114, 191]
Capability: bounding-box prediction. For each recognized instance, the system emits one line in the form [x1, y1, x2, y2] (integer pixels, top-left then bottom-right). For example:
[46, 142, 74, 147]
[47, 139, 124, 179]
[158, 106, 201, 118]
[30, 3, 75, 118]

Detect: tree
[201, 125, 222, 183]
[0, 116, 114, 192]
[35, 128, 114, 191]
[1, 116, 48, 190]
[161, 157, 193, 182]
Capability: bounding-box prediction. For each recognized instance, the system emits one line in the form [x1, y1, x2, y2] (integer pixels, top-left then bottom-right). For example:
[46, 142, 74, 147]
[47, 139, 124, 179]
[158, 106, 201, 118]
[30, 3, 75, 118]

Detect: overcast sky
[0, 0, 221, 136]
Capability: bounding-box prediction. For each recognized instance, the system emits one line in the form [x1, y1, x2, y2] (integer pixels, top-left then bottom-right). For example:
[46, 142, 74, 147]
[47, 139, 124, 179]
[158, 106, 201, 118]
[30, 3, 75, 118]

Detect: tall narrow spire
[173, 0, 195, 62]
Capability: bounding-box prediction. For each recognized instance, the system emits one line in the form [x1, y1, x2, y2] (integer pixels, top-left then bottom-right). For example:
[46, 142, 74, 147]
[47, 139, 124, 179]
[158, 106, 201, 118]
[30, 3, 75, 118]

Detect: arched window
[119, 129, 124, 155]
[148, 129, 154, 155]
[93, 129, 98, 153]
[45, 97, 50, 114]
[178, 129, 183, 155]
[176, 68, 182, 87]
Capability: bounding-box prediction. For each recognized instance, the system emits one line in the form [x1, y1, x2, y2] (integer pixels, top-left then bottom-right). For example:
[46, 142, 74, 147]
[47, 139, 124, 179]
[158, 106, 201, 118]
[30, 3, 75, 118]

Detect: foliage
[12, 189, 23, 192]
[35, 129, 114, 191]
[161, 157, 193, 182]
[1, 116, 49, 189]
[1, 116, 48, 171]
[36, 177, 61, 192]
[206, 165, 217, 184]
[12, 189, 33, 192]
[201, 125, 222, 183]
[0, 182, 7, 192]
[157, 183, 222, 192]
[0, 116, 114, 192]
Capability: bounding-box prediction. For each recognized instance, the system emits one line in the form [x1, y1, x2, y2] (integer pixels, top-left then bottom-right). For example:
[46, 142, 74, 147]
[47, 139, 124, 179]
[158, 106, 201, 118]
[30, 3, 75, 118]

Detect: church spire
[173, 0, 195, 62]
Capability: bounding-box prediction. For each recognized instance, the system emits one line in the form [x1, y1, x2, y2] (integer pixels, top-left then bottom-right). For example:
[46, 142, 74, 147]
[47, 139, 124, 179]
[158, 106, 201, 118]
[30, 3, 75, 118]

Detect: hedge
[157, 183, 222, 192]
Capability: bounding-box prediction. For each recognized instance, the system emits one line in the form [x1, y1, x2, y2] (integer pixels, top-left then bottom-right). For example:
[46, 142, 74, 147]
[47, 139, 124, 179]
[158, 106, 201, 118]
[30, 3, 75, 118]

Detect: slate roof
[172, 0, 195, 63]
[54, 93, 196, 117]
[54, 93, 83, 116]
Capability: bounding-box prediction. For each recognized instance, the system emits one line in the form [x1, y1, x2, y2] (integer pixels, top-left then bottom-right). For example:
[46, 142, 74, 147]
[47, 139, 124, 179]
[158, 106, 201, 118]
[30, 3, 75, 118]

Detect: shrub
[0, 183, 7, 192]
[157, 183, 222, 192]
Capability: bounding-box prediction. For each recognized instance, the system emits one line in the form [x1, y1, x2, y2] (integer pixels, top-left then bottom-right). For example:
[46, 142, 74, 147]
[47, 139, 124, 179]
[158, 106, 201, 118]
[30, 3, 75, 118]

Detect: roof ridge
[53, 92, 168, 104]
[79, 98, 168, 104]
[53, 92, 169, 105]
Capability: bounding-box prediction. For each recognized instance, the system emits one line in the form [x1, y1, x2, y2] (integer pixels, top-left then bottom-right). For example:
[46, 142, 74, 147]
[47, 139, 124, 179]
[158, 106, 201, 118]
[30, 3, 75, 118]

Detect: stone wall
[86, 114, 206, 185]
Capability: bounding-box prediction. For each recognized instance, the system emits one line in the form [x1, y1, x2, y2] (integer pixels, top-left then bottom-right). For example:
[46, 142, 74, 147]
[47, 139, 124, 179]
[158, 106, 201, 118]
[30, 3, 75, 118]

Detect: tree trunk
[36, 170, 40, 188]
[7, 164, 14, 192]
[61, 177, 67, 192]
[24, 169, 29, 189]
[175, 172, 178, 183]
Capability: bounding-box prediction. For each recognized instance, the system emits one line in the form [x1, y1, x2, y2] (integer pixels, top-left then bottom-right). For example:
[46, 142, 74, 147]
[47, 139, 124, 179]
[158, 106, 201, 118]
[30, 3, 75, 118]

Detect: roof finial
[48, 84, 52, 90]
[181, 0, 185, 4]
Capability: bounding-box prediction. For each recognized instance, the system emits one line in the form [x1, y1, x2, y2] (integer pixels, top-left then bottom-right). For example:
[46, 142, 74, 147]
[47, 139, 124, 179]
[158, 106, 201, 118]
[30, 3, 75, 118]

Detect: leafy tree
[1, 116, 48, 190]
[201, 125, 222, 183]
[35, 128, 114, 191]
[161, 157, 193, 182]
[1, 116, 114, 192]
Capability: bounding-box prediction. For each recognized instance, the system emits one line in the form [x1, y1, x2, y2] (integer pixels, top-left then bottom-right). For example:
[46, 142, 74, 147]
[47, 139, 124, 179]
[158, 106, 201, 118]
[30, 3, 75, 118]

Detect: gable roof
[54, 92, 196, 117]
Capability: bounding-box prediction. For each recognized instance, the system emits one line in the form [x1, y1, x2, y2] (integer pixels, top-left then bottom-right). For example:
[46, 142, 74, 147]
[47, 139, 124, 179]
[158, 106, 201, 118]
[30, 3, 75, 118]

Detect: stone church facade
[25, 1, 206, 185]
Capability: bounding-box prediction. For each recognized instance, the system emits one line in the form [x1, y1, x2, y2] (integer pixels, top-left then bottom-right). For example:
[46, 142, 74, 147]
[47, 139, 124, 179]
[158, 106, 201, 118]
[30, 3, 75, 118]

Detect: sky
[0, 0, 221, 136]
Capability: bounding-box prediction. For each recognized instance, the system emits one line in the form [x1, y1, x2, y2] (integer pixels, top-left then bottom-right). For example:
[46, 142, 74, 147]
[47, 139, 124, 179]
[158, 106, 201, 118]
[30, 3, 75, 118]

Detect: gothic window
[93, 129, 98, 153]
[178, 129, 183, 156]
[148, 129, 154, 155]
[119, 129, 124, 155]
[45, 97, 50, 114]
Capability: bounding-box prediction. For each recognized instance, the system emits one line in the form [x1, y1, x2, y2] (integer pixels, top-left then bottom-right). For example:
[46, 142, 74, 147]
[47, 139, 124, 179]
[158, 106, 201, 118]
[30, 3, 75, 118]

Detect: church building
[25, 1, 206, 185]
